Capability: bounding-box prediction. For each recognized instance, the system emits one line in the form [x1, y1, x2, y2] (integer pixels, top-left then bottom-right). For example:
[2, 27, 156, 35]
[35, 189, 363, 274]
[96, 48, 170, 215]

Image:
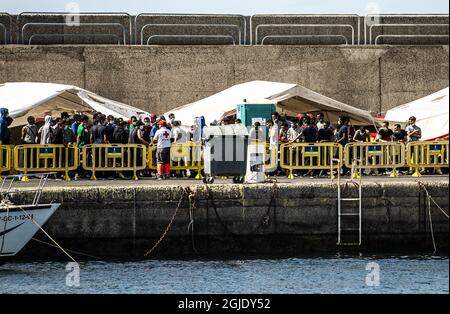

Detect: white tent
[164, 80, 378, 127]
[0, 82, 151, 127]
[384, 87, 449, 141]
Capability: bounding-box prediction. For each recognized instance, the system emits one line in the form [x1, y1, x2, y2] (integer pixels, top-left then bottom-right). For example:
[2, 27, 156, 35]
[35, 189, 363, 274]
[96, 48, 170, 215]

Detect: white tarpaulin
[384, 87, 449, 141]
[164, 80, 377, 127]
[0, 82, 151, 127]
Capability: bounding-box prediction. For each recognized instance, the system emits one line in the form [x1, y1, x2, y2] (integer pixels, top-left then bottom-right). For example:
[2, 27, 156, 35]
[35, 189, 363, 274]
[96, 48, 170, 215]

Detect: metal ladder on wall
[332, 158, 362, 246]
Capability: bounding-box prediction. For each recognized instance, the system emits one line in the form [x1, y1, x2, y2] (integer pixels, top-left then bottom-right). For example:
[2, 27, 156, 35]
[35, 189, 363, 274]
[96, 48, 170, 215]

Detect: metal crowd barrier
[0, 145, 13, 179]
[369, 23, 449, 45]
[364, 14, 449, 45]
[374, 34, 449, 45]
[135, 13, 246, 45]
[406, 140, 449, 177]
[17, 12, 132, 44]
[148, 142, 204, 179]
[146, 34, 236, 45]
[21, 22, 127, 44]
[264, 143, 278, 173]
[250, 14, 360, 45]
[0, 12, 12, 44]
[254, 24, 355, 45]
[260, 34, 349, 45]
[140, 23, 241, 45]
[13, 144, 79, 181]
[280, 142, 343, 179]
[344, 142, 406, 178]
[0, 23, 7, 44]
[28, 33, 123, 44]
[82, 144, 147, 180]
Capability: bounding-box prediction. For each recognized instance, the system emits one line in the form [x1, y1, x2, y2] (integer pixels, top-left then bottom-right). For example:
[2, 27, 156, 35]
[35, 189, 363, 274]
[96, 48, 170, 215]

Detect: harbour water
[0, 255, 448, 294]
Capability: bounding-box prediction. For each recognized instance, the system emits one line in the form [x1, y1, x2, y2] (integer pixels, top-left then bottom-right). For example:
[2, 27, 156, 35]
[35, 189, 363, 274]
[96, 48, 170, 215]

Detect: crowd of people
[247, 111, 421, 147]
[0, 107, 427, 180]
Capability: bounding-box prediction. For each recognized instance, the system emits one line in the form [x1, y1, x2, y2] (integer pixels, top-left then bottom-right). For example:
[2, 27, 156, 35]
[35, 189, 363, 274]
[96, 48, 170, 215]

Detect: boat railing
[0, 172, 57, 206]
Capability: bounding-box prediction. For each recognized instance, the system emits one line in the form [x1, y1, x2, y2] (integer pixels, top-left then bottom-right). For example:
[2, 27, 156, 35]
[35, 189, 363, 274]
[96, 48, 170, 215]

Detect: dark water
[0, 255, 448, 294]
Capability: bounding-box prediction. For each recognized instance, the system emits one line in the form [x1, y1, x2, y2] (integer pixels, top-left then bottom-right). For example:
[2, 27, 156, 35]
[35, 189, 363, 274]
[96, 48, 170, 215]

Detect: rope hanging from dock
[418, 181, 449, 254]
[144, 186, 193, 257]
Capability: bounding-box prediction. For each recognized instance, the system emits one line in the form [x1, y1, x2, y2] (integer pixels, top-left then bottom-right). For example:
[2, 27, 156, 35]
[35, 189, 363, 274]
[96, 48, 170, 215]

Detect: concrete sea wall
[10, 179, 449, 259]
[0, 45, 448, 115]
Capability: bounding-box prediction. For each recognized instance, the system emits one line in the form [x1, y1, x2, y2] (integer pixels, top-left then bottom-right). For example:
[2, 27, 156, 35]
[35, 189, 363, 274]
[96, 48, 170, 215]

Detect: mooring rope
[31, 238, 101, 260]
[426, 192, 437, 254]
[418, 181, 449, 254]
[418, 181, 449, 219]
[187, 189, 199, 254]
[144, 186, 191, 257]
[15, 204, 77, 263]
[205, 183, 278, 236]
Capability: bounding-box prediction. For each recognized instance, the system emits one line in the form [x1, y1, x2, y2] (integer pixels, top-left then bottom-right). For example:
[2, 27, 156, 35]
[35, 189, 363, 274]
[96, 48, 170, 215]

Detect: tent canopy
[0, 82, 151, 127]
[164, 80, 378, 127]
[384, 87, 449, 141]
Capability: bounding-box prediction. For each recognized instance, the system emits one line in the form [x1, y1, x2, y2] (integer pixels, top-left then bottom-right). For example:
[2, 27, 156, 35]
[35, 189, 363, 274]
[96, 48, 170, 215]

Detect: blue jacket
[0, 108, 9, 142]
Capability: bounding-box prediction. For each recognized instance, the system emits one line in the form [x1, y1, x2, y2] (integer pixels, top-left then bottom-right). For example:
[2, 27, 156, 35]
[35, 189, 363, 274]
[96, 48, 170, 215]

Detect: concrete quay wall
[1, 45, 449, 116]
[10, 179, 449, 259]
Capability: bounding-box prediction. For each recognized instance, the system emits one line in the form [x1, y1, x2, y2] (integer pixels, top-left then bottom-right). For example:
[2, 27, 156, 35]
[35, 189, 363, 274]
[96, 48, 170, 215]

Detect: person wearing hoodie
[0, 108, 10, 145]
[38, 115, 54, 144]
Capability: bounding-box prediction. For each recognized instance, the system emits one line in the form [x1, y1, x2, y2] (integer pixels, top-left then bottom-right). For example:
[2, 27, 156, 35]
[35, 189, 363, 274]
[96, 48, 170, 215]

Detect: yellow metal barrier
[14, 144, 79, 181]
[407, 140, 449, 177]
[148, 142, 204, 179]
[250, 140, 278, 173]
[0, 145, 13, 180]
[344, 142, 406, 178]
[264, 143, 278, 173]
[280, 142, 343, 179]
[82, 144, 147, 180]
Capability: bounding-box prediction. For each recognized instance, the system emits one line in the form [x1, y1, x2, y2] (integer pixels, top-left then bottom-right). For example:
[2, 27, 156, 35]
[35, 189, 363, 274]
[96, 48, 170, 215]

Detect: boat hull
[0, 204, 60, 257]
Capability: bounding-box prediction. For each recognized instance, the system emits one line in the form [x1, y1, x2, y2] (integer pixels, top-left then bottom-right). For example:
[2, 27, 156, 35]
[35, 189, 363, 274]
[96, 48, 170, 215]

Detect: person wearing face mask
[168, 113, 176, 128]
[142, 117, 152, 145]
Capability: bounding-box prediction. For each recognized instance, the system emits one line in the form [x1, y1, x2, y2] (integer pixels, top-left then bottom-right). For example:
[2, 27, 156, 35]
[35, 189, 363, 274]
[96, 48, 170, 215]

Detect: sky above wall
[2, 0, 449, 15]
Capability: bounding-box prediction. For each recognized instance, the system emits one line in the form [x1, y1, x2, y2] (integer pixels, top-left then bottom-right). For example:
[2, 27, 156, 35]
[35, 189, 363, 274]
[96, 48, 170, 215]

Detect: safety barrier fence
[0, 145, 13, 180]
[344, 142, 406, 178]
[82, 144, 147, 180]
[1, 141, 448, 180]
[16, 12, 132, 44]
[0, 12, 447, 45]
[0, 12, 12, 44]
[406, 140, 449, 177]
[13, 144, 79, 181]
[280, 142, 344, 179]
[148, 142, 204, 179]
[364, 14, 449, 45]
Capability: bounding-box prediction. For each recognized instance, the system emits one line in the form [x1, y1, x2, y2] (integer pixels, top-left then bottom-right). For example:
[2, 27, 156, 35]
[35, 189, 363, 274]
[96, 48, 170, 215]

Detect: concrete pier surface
[6, 175, 449, 259]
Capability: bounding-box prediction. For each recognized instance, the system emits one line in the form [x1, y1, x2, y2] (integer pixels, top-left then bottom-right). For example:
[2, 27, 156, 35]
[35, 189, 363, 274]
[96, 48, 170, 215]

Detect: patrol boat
[0, 173, 60, 257]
